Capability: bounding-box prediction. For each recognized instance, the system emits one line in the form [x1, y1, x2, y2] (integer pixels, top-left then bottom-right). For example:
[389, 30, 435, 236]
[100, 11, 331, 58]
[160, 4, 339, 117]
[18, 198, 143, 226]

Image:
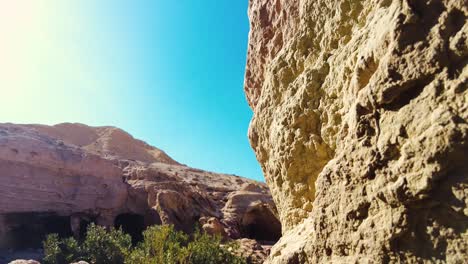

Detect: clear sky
[0, 0, 264, 181]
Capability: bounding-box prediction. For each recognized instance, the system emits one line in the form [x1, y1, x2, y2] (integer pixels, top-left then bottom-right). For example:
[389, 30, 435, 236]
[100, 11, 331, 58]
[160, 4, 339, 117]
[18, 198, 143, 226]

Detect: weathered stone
[245, 0, 467, 262]
[237, 238, 272, 264]
[201, 217, 227, 237]
[0, 123, 278, 254]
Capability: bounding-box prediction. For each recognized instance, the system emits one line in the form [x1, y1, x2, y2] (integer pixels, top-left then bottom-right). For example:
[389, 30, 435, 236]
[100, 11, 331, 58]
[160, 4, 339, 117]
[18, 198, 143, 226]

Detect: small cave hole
[1, 213, 73, 250]
[241, 205, 282, 242]
[78, 217, 96, 239]
[114, 213, 145, 244]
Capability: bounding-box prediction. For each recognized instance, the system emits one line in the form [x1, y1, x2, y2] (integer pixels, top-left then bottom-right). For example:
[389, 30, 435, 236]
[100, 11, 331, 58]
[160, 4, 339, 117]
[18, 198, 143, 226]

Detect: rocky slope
[0, 123, 280, 263]
[245, 0, 467, 263]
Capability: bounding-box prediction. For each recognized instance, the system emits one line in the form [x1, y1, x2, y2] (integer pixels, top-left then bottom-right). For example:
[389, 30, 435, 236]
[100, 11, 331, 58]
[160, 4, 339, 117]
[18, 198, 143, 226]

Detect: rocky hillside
[0, 123, 280, 263]
[245, 0, 467, 263]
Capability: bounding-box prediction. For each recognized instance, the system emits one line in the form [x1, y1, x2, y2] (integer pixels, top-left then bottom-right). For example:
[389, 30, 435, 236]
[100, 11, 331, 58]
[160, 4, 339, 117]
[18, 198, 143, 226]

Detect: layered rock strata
[245, 0, 467, 262]
[0, 123, 279, 263]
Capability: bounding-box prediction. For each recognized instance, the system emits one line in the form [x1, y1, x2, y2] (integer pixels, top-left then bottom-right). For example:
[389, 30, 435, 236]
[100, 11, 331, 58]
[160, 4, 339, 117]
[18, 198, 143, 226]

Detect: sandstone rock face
[245, 0, 467, 263]
[31, 123, 179, 165]
[0, 123, 279, 263]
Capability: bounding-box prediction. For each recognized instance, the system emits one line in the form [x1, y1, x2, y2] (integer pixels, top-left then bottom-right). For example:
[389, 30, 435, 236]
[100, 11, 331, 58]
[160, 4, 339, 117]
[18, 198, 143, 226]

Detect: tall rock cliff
[245, 0, 467, 263]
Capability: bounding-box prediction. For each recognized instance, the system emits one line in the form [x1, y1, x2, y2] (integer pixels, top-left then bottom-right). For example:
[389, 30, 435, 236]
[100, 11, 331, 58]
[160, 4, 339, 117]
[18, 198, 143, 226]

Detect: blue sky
[0, 1, 264, 181]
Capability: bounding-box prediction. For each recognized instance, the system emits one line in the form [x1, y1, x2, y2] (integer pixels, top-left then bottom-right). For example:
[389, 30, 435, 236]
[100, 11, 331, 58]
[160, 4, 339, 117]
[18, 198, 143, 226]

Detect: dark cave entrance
[241, 206, 282, 242]
[1, 213, 73, 250]
[78, 216, 96, 239]
[114, 213, 145, 244]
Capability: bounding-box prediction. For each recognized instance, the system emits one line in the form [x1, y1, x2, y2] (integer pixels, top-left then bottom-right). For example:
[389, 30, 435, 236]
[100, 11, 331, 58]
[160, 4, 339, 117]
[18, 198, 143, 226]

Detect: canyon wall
[0, 123, 279, 262]
[245, 0, 467, 263]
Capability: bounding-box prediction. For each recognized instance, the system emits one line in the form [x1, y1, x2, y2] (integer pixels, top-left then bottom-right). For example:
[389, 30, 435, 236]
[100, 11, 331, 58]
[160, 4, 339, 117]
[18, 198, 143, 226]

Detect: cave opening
[1, 213, 73, 250]
[114, 213, 145, 244]
[78, 217, 95, 239]
[241, 206, 282, 242]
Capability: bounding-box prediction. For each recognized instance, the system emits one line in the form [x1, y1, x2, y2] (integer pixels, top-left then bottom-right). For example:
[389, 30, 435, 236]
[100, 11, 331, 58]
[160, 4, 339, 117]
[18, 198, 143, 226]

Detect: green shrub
[81, 223, 132, 264]
[125, 225, 189, 264]
[43, 234, 82, 264]
[127, 225, 246, 264]
[43, 224, 247, 264]
[43, 224, 131, 264]
[185, 230, 246, 264]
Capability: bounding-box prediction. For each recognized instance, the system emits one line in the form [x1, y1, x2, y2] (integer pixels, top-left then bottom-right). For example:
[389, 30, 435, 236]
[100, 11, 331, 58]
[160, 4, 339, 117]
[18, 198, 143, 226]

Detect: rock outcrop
[0, 123, 279, 263]
[245, 0, 467, 263]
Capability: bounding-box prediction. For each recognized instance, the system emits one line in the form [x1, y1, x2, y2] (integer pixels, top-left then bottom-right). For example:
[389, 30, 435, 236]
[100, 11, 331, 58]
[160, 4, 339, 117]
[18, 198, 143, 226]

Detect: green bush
[43, 234, 82, 264]
[43, 224, 132, 264]
[43, 224, 246, 264]
[81, 223, 132, 264]
[125, 225, 189, 264]
[126, 225, 246, 264]
[185, 230, 246, 264]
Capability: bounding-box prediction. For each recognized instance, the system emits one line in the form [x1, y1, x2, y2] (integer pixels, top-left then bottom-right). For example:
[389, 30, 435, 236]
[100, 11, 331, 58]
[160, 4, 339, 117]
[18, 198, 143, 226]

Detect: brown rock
[201, 217, 227, 237]
[223, 190, 281, 241]
[0, 123, 278, 252]
[245, 0, 468, 263]
[236, 238, 271, 264]
[31, 122, 179, 165]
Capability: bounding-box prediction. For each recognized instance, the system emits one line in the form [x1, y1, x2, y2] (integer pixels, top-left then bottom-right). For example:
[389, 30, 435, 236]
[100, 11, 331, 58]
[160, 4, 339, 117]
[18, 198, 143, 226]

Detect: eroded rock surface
[245, 0, 467, 263]
[0, 123, 278, 263]
[8, 260, 40, 264]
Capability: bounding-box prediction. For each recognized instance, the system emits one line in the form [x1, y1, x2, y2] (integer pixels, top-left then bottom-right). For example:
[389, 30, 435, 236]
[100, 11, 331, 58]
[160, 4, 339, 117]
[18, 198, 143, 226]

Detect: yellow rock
[245, 0, 468, 262]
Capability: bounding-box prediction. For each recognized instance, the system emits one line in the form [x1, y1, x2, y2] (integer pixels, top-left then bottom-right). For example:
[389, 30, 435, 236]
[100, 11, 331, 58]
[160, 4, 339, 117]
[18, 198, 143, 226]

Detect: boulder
[201, 217, 227, 237]
[8, 260, 40, 264]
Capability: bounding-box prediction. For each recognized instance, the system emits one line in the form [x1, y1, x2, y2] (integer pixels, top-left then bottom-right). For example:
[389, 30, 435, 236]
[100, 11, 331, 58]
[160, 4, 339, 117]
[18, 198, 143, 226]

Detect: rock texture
[0, 123, 279, 263]
[245, 0, 467, 263]
[8, 260, 40, 264]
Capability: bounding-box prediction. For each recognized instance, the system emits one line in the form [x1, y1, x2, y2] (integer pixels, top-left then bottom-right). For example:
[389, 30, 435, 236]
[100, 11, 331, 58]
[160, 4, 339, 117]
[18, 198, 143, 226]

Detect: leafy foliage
[125, 225, 246, 264]
[43, 234, 82, 264]
[185, 229, 246, 264]
[125, 225, 189, 264]
[81, 223, 132, 264]
[43, 224, 247, 264]
[43, 224, 131, 264]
